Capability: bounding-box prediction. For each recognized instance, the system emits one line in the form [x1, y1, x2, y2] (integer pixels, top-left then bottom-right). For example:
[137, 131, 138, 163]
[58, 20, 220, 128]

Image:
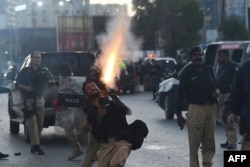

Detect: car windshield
[41, 52, 95, 77]
[156, 60, 176, 70]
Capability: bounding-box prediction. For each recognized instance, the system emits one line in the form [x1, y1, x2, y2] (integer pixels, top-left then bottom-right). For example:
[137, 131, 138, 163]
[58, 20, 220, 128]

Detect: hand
[177, 115, 186, 130]
[212, 89, 220, 99]
[25, 86, 33, 92]
[100, 90, 108, 99]
[227, 114, 238, 125]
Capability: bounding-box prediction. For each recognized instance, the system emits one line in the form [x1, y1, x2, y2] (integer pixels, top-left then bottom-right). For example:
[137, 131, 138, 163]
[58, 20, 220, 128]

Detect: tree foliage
[222, 15, 249, 40]
[132, 0, 204, 55]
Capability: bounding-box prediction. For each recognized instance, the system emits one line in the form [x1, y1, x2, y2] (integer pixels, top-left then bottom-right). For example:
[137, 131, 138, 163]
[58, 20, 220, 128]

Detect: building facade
[0, 0, 127, 29]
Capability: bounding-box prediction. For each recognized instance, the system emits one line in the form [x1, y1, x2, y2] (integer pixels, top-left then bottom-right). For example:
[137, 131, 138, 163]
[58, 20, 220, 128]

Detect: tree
[222, 15, 249, 40]
[132, 0, 204, 55]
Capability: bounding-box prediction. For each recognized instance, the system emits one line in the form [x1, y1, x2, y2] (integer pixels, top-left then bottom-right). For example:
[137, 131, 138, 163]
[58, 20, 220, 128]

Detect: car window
[41, 52, 95, 76]
[158, 60, 176, 69]
[231, 49, 243, 63]
[204, 44, 219, 66]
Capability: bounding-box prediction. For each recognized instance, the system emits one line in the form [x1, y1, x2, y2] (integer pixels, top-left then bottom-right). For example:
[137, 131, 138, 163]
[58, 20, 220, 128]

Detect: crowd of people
[1, 47, 250, 167]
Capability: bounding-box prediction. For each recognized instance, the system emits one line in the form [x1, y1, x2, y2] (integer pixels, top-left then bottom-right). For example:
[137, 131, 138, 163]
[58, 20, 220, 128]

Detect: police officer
[227, 60, 250, 150]
[149, 59, 163, 100]
[56, 63, 86, 160]
[16, 51, 53, 155]
[216, 49, 238, 149]
[176, 46, 219, 167]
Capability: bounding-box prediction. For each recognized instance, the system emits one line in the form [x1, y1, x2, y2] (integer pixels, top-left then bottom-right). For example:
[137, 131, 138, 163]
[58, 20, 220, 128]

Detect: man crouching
[82, 81, 132, 167]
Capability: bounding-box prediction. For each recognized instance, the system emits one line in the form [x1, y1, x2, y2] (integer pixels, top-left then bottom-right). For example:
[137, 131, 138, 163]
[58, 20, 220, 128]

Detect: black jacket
[232, 61, 250, 139]
[86, 98, 129, 140]
[176, 65, 217, 115]
[216, 61, 237, 94]
[16, 66, 52, 98]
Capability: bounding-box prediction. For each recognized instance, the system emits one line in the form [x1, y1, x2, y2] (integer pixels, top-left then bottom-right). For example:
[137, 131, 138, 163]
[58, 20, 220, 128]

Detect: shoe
[31, 145, 45, 155]
[227, 143, 237, 149]
[220, 141, 228, 148]
[68, 144, 83, 161]
[0, 152, 9, 159]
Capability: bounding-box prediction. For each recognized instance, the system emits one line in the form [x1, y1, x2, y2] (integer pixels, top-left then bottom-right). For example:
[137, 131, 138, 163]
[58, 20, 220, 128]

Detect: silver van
[204, 41, 250, 70]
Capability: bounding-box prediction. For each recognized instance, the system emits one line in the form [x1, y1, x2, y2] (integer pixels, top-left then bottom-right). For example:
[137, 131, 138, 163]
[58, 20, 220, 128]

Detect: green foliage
[222, 15, 249, 40]
[132, 0, 204, 55]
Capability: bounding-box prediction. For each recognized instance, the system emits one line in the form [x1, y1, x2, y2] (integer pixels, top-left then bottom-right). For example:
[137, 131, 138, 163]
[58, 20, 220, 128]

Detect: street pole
[218, 0, 225, 40]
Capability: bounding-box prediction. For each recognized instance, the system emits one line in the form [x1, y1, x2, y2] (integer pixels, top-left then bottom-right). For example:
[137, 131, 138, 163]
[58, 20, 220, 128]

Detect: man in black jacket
[227, 60, 250, 150]
[176, 46, 219, 167]
[216, 49, 238, 149]
[16, 51, 53, 155]
[82, 81, 132, 167]
[149, 59, 164, 100]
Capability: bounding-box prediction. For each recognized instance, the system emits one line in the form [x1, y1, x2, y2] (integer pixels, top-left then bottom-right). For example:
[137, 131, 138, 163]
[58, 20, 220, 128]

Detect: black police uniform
[16, 65, 52, 155]
[176, 65, 216, 109]
[176, 64, 217, 167]
[16, 66, 52, 99]
[216, 61, 237, 94]
[232, 60, 250, 150]
[149, 63, 163, 99]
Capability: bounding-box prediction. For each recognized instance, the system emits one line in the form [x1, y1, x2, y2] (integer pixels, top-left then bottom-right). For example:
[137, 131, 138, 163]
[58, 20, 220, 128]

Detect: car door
[9, 55, 32, 116]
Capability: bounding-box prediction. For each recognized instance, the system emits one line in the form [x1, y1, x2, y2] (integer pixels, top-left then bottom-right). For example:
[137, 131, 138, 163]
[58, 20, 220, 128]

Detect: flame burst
[98, 14, 130, 89]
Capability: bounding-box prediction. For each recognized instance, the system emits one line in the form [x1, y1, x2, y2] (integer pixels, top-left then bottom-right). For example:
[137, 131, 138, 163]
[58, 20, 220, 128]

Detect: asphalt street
[0, 90, 242, 167]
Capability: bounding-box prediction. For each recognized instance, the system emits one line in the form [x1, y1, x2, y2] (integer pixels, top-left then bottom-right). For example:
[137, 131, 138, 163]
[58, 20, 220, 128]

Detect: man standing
[82, 81, 132, 167]
[149, 59, 163, 100]
[227, 60, 250, 150]
[176, 46, 219, 167]
[16, 51, 53, 155]
[56, 63, 86, 160]
[216, 49, 238, 149]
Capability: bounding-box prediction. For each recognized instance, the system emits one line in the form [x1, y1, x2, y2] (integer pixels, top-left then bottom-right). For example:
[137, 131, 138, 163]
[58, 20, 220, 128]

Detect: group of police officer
[8, 51, 148, 167]
[176, 46, 250, 167]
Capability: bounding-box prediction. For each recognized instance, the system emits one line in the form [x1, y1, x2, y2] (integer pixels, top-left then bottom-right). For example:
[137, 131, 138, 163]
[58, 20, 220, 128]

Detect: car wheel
[24, 121, 30, 143]
[10, 120, 19, 134]
[158, 93, 166, 110]
[164, 96, 174, 120]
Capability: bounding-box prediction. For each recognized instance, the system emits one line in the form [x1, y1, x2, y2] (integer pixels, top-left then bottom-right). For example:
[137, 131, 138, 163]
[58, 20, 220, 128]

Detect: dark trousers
[151, 77, 160, 98]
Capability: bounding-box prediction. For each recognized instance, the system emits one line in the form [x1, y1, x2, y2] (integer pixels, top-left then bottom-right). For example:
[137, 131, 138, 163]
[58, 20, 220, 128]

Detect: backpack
[128, 120, 149, 150]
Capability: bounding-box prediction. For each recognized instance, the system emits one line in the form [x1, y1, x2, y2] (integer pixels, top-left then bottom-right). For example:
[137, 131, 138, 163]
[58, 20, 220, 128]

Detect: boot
[0, 152, 9, 159]
[68, 143, 83, 160]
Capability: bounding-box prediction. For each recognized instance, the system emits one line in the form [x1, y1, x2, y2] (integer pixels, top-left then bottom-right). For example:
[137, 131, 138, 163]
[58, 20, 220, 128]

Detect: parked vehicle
[2, 52, 95, 142]
[142, 57, 177, 91]
[204, 41, 250, 69]
[157, 62, 191, 119]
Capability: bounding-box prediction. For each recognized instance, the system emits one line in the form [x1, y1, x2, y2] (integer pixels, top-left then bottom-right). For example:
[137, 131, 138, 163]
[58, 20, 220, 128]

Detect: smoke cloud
[96, 14, 142, 63]
[95, 13, 142, 87]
